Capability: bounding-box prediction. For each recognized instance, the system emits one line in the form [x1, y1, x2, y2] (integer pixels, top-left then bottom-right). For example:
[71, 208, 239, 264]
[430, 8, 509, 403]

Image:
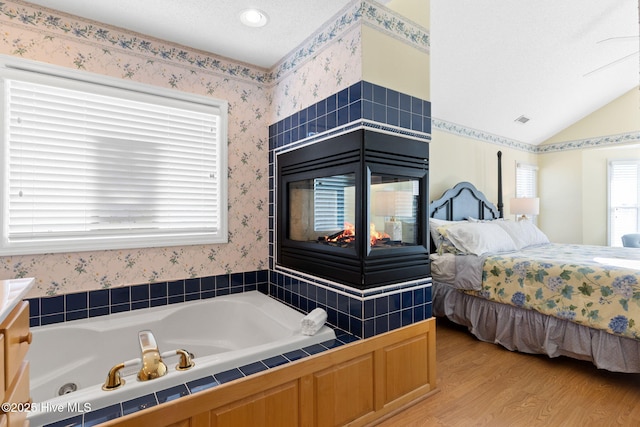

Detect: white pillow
[437, 221, 518, 256]
[495, 220, 549, 249]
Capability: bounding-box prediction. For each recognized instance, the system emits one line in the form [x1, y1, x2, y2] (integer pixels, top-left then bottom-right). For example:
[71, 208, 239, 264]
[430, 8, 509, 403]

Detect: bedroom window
[609, 160, 639, 247]
[0, 58, 228, 256]
[515, 162, 538, 220]
[515, 162, 537, 199]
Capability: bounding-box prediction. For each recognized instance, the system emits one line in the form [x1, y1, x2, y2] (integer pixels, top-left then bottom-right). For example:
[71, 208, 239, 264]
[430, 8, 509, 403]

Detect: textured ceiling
[431, 0, 639, 145]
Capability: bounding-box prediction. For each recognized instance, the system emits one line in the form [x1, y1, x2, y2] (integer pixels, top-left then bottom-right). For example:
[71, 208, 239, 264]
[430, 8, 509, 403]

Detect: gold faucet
[175, 349, 195, 371]
[102, 362, 126, 390]
[137, 330, 168, 381]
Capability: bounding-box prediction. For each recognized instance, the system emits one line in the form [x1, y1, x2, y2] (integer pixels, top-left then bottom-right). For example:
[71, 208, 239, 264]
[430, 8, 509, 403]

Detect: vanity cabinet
[0, 302, 31, 427]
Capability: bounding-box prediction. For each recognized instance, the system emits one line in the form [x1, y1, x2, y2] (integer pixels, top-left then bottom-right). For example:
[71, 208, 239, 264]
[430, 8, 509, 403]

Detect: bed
[429, 180, 640, 373]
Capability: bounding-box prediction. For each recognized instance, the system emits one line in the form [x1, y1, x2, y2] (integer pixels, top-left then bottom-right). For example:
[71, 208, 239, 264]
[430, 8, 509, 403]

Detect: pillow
[436, 221, 518, 256]
[429, 218, 463, 254]
[495, 220, 550, 249]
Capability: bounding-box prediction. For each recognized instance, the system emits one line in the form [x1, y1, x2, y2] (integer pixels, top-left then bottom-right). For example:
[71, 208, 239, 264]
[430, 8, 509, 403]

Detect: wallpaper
[0, 0, 372, 298]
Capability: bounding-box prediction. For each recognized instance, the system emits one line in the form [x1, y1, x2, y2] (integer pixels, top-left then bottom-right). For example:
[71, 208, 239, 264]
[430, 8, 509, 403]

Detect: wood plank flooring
[377, 318, 640, 427]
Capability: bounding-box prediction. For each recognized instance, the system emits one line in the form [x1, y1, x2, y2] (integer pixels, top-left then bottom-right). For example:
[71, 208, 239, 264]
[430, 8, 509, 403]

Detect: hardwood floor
[377, 318, 640, 427]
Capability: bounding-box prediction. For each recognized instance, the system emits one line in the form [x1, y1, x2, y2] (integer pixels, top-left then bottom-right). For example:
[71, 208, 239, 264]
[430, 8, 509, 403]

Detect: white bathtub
[27, 291, 335, 426]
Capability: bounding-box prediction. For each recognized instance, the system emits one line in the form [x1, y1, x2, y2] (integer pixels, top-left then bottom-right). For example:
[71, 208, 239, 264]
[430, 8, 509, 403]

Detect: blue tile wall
[268, 81, 432, 339]
[269, 270, 431, 339]
[28, 270, 269, 328]
[269, 81, 431, 150]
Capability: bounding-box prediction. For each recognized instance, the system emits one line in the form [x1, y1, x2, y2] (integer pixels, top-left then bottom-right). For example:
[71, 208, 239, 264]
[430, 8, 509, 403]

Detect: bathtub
[26, 291, 336, 426]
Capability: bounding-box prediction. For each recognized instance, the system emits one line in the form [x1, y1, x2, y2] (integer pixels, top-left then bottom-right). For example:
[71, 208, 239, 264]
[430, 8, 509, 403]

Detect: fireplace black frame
[276, 129, 429, 289]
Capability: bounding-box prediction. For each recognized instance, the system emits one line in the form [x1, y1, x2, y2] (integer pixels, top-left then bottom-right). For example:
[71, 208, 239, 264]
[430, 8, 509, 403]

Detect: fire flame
[325, 222, 389, 246]
[370, 223, 389, 246]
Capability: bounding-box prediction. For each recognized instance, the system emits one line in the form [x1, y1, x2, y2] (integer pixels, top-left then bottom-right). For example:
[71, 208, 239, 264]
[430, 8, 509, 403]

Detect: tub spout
[137, 330, 168, 381]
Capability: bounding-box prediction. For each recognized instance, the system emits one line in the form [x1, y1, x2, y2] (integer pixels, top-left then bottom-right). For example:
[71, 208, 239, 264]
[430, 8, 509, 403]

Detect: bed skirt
[433, 281, 640, 373]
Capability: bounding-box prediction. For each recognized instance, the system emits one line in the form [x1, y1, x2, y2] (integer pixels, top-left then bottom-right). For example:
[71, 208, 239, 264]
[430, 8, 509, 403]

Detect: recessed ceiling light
[240, 9, 269, 28]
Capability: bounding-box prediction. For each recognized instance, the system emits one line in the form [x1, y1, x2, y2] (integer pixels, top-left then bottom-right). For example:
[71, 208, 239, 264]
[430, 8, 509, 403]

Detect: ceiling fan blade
[583, 50, 640, 77]
[596, 35, 639, 44]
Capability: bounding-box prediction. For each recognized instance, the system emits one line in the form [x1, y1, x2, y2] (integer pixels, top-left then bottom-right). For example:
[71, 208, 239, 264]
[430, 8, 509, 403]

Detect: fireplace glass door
[287, 173, 420, 250]
[370, 175, 419, 248]
[288, 173, 356, 247]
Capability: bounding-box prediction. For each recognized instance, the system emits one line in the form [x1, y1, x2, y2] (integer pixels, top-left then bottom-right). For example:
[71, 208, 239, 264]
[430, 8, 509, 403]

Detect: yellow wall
[430, 130, 538, 218]
[362, 26, 429, 100]
[362, 0, 429, 100]
[384, 0, 429, 28]
[544, 87, 640, 143]
[538, 150, 583, 243]
[538, 86, 640, 245]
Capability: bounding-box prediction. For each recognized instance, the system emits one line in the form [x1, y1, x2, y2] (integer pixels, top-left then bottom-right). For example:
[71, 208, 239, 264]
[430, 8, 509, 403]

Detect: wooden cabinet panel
[2, 302, 30, 391]
[212, 381, 298, 427]
[314, 354, 374, 427]
[384, 335, 429, 404]
[5, 362, 29, 427]
[0, 335, 4, 405]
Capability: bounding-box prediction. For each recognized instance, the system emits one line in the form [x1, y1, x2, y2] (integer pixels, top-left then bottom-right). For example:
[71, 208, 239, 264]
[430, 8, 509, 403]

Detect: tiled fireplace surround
[27, 81, 432, 340]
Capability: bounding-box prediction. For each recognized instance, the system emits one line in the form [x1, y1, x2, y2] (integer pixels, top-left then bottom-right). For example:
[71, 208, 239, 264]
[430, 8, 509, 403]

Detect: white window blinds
[313, 175, 355, 231]
[516, 162, 537, 198]
[1, 61, 228, 255]
[609, 160, 639, 247]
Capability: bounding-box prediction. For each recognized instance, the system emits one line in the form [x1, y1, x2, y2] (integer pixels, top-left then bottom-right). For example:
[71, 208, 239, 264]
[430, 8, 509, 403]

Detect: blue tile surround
[27, 271, 269, 328]
[270, 269, 432, 339]
[268, 80, 433, 339]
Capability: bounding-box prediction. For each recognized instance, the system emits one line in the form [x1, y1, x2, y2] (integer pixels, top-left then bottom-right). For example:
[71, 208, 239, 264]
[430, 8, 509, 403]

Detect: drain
[58, 383, 78, 395]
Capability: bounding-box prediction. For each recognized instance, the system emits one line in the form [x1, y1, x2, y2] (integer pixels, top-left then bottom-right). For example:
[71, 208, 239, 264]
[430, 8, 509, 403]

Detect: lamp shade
[510, 197, 540, 216]
[374, 191, 413, 217]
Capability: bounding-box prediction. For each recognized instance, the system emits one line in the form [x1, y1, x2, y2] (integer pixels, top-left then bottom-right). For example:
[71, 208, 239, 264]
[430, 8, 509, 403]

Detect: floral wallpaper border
[272, 1, 429, 82]
[433, 118, 640, 154]
[2, 0, 270, 82]
[536, 131, 640, 153]
[4, 0, 429, 87]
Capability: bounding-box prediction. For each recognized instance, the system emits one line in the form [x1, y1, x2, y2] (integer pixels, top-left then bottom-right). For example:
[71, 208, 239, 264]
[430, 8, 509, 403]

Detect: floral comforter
[467, 243, 640, 341]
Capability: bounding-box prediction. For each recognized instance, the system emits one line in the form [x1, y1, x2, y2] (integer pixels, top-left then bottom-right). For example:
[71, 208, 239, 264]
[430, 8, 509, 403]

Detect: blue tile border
[44, 332, 358, 427]
[28, 270, 269, 328]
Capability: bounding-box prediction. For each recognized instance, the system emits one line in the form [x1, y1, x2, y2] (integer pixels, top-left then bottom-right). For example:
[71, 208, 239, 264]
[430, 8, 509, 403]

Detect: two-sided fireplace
[276, 129, 429, 289]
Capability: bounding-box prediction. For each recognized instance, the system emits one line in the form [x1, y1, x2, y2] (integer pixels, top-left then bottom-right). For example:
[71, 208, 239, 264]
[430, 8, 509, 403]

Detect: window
[609, 160, 639, 247]
[515, 162, 537, 199]
[313, 175, 354, 232]
[0, 58, 228, 255]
